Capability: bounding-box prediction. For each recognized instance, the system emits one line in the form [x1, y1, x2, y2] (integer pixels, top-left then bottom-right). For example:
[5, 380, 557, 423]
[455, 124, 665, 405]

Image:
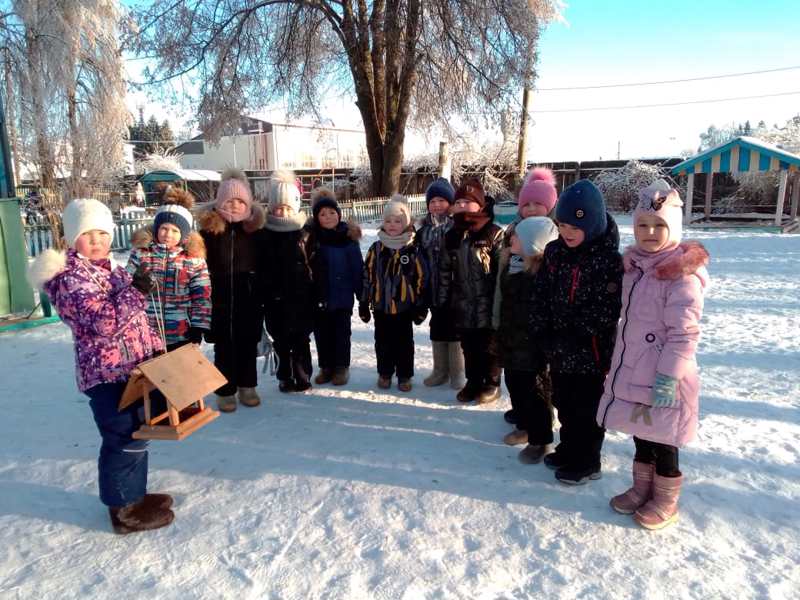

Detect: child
[492, 217, 558, 463]
[438, 178, 504, 404]
[262, 170, 315, 393]
[198, 169, 266, 412]
[530, 179, 623, 485]
[127, 187, 211, 351]
[416, 177, 465, 389]
[503, 167, 558, 246]
[360, 195, 427, 391]
[27, 199, 173, 534]
[306, 188, 363, 386]
[597, 179, 709, 530]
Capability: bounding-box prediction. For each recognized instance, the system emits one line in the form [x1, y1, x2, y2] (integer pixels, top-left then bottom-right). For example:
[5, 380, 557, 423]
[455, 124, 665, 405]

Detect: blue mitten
[652, 373, 678, 408]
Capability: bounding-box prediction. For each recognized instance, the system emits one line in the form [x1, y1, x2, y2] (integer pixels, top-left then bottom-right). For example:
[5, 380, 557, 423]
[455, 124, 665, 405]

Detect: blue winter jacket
[307, 221, 364, 311]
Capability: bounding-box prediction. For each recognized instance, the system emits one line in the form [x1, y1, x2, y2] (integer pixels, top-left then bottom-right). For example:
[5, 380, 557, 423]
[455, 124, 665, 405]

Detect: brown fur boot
[109, 499, 174, 534]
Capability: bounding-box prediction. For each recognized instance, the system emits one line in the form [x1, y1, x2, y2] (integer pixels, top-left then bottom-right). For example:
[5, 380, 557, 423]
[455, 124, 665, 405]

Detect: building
[175, 117, 369, 173]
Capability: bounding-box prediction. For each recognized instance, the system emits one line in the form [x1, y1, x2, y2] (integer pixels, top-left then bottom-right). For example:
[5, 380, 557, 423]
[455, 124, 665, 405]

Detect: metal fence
[23, 195, 427, 257]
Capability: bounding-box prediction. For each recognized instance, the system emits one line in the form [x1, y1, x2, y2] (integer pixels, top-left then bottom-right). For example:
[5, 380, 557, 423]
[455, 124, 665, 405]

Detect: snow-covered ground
[1, 216, 798, 599]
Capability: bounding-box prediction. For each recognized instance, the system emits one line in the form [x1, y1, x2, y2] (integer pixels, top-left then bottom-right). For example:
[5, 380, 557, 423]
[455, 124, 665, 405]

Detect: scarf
[265, 212, 306, 232]
[454, 211, 491, 232]
[508, 254, 526, 274]
[378, 228, 414, 250]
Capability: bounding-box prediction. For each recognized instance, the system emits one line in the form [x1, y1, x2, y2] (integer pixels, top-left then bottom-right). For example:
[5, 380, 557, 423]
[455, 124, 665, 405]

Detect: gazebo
[670, 136, 800, 232]
[138, 168, 221, 206]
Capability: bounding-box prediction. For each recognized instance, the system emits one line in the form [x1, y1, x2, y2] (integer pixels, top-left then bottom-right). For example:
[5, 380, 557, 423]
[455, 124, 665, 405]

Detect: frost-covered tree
[594, 160, 675, 212]
[128, 0, 561, 195]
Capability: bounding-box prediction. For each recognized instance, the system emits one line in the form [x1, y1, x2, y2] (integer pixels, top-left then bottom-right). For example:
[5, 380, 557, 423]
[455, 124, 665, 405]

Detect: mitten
[413, 306, 428, 325]
[358, 303, 371, 323]
[187, 328, 207, 345]
[131, 266, 156, 294]
[652, 373, 678, 408]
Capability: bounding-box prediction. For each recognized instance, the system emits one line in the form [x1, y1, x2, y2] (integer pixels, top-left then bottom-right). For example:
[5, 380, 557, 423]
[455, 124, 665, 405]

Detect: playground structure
[671, 136, 800, 233]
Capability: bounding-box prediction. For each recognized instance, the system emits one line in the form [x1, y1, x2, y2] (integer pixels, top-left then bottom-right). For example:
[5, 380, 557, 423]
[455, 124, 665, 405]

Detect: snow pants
[504, 368, 554, 445]
[273, 334, 313, 383]
[428, 306, 458, 343]
[314, 308, 353, 370]
[374, 311, 415, 379]
[459, 328, 501, 387]
[634, 436, 680, 477]
[86, 382, 148, 508]
[551, 372, 606, 471]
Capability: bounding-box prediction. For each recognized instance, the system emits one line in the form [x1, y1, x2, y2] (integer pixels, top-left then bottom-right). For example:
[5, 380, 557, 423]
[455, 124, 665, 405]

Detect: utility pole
[438, 141, 450, 180]
[516, 83, 532, 183]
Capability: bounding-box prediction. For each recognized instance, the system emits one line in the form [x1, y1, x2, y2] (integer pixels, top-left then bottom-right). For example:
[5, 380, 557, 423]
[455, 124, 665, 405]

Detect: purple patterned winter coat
[28, 249, 164, 392]
[596, 242, 709, 447]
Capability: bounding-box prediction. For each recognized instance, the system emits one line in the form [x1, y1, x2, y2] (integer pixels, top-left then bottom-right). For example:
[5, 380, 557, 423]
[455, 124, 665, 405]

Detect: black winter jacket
[198, 205, 267, 345]
[261, 216, 315, 339]
[415, 214, 452, 308]
[438, 220, 504, 330]
[530, 213, 623, 375]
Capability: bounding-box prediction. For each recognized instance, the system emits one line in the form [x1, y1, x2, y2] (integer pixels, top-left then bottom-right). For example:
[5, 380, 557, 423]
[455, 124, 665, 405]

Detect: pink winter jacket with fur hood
[596, 241, 709, 447]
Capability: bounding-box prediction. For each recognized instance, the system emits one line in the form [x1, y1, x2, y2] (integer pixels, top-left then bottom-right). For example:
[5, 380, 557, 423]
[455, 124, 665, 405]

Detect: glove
[651, 373, 678, 408]
[358, 303, 371, 323]
[131, 266, 156, 294]
[187, 328, 207, 345]
[413, 307, 428, 325]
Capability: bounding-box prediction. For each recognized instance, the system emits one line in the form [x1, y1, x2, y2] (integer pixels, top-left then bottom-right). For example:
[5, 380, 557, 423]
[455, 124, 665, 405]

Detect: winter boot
[456, 380, 480, 402]
[518, 444, 552, 465]
[332, 367, 350, 386]
[278, 380, 296, 393]
[141, 493, 173, 511]
[377, 375, 392, 389]
[237, 387, 261, 407]
[424, 342, 450, 387]
[398, 378, 413, 392]
[634, 473, 683, 530]
[503, 428, 528, 446]
[293, 377, 312, 392]
[555, 464, 602, 485]
[610, 461, 655, 515]
[448, 342, 466, 390]
[477, 384, 501, 404]
[109, 498, 175, 534]
[504, 410, 517, 425]
[216, 393, 237, 413]
[543, 450, 569, 471]
[314, 368, 334, 385]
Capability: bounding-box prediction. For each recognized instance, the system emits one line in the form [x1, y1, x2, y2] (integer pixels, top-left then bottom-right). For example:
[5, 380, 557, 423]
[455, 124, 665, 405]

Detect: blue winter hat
[425, 177, 455, 205]
[555, 179, 607, 243]
[153, 204, 193, 242]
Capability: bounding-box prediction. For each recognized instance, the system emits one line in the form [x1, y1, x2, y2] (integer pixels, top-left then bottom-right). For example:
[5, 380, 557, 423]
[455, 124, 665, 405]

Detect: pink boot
[610, 461, 654, 514]
[633, 473, 682, 530]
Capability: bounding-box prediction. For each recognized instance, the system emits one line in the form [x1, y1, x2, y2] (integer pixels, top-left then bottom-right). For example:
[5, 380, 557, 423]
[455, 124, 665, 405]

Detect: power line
[535, 65, 800, 91]
[529, 90, 800, 113]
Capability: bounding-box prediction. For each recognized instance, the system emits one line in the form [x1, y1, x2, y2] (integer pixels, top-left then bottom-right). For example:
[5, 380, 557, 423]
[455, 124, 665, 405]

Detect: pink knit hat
[215, 168, 253, 223]
[634, 179, 684, 248]
[518, 167, 557, 214]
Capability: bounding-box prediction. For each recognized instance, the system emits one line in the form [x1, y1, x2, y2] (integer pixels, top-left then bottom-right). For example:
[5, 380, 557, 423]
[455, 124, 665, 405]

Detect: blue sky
[126, 0, 800, 162]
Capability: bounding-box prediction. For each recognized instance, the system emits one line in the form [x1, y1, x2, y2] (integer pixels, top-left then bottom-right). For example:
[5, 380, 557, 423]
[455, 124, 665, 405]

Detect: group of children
[28, 165, 708, 534]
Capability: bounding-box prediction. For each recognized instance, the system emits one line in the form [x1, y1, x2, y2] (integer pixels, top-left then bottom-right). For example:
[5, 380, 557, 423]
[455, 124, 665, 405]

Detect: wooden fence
[23, 194, 428, 257]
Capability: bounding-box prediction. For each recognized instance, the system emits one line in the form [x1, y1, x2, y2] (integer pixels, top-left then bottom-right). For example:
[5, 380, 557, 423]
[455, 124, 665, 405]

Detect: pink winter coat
[596, 242, 709, 447]
[28, 249, 164, 392]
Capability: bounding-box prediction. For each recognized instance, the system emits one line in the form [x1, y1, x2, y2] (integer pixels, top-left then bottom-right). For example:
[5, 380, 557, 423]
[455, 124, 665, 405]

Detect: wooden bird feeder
[118, 343, 225, 440]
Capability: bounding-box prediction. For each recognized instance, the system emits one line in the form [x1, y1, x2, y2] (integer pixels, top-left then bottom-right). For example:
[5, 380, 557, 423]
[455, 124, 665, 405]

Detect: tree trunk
[25, 20, 56, 189]
[3, 52, 21, 188]
[67, 85, 83, 198]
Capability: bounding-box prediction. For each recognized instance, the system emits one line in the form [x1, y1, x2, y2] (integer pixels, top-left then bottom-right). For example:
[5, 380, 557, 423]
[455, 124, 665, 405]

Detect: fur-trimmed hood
[27, 249, 68, 290]
[131, 227, 207, 259]
[624, 241, 710, 282]
[197, 202, 266, 235]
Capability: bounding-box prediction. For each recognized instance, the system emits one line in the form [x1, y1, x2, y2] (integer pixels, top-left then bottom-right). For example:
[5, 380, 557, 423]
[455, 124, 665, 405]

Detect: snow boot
[555, 464, 602, 485]
[518, 444, 551, 465]
[634, 473, 682, 530]
[109, 498, 174, 534]
[424, 342, 450, 386]
[314, 368, 333, 385]
[543, 450, 569, 471]
[448, 342, 466, 390]
[398, 378, 413, 392]
[332, 367, 350, 386]
[504, 410, 517, 424]
[294, 377, 312, 392]
[477, 384, 501, 404]
[278, 380, 296, 393]
[456, 380, 480, 403]
[237, 387, 261, 407]
[216, 393, 237, 413]
[503, 429, 528, 446]
[377, 375, 392, 389]
[141, 493, 173, 511]
[610, 461, 655, 515]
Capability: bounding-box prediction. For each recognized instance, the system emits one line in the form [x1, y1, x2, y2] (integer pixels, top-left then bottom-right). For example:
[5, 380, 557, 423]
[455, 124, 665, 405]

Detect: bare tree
[129, 0, 560, 195]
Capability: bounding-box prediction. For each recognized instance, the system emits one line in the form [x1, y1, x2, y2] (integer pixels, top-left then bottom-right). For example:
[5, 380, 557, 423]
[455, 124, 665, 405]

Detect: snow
[2, 216, 799, 599]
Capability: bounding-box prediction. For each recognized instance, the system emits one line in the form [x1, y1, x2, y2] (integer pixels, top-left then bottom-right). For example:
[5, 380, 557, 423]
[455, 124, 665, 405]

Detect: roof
[671, 136, 800, 176]
[139, 169, 221, 182]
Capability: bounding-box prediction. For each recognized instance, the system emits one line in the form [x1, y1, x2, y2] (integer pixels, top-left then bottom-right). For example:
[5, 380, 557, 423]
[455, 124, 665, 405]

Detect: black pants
[504, 368, 554, 445]
[374, 311, 414, 379]
[214, 339, 258, 396]
[274, 334, 313, 384]
[551, 372, 606, 470]
[459, 328, 501, 387]
[429, 306, 458, 342]
[314, 308, 352, 370]
[634, 436, 681, 477]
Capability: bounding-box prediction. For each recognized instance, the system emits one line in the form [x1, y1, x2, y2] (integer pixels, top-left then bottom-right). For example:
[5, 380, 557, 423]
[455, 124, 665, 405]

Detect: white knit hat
[514, 216, 559, 256]
[383, 194, 411, 229]
[62, 198, 115, 248]
[268, 170, 302, 213]
[634, 179, 684, 248]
